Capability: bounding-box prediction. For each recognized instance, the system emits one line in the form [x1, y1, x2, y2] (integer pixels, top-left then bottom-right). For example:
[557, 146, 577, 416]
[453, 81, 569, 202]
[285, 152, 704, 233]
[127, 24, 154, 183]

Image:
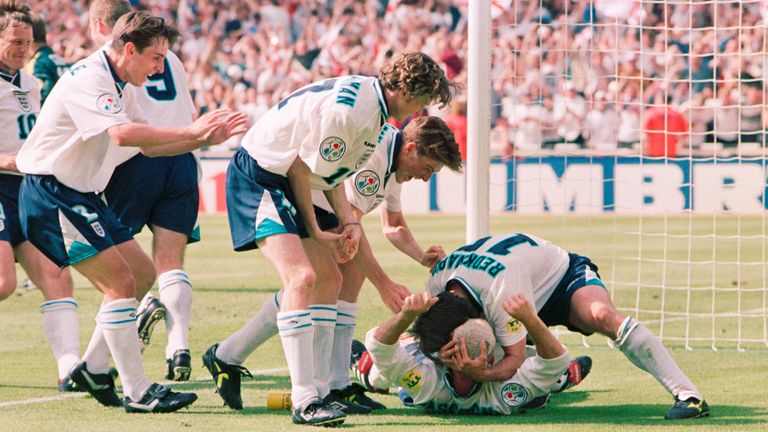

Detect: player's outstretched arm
[502, 293, 565, 360]
[381, 209, 445, 269]
[108, 108, 249, 156]
[374, 292, 438, 345]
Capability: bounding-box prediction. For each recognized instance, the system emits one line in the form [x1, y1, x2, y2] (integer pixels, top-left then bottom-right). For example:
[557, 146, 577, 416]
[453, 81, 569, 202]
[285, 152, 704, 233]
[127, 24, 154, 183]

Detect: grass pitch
[1, 214, 766, 431]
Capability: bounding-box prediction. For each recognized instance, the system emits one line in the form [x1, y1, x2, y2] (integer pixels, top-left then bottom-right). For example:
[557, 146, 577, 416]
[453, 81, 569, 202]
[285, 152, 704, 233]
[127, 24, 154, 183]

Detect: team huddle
[0, 0, 709, 427]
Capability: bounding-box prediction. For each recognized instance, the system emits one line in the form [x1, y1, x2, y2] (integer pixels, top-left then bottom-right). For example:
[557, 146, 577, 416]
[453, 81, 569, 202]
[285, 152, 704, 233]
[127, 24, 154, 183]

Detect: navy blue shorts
[0, 174, 25, 247]
[103, 153, 200, 243]
[19, 175, 133, 268]
[226, 149, 339, 252]
[538, 253, 606, 335]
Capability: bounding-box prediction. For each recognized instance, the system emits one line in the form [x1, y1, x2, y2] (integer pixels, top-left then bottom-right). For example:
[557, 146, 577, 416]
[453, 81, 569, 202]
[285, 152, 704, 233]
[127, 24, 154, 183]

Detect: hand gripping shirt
[240, 75, 390, 190]
[427, 233, 570, 347]
[16, 49, 146, 193]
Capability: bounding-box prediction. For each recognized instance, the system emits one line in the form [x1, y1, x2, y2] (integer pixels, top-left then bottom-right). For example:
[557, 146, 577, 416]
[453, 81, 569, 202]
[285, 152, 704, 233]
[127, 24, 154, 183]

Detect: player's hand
[447, 337, 489, 382]
[437, 338, 459, 366]
[419, 245, 445, 270]
[401, 292, 438, 318]
[190, 108, 249, 146]
[377, 282, 411, 313]
[314, 230, 350, 263]
[502, 293, 536, 324]
[339, 223, 362, 261]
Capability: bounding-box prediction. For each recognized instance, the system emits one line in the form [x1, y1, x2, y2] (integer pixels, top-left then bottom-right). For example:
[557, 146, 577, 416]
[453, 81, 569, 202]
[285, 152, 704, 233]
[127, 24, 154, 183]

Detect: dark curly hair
[379, 51, 456, 109]
[404, 116, 463, 172]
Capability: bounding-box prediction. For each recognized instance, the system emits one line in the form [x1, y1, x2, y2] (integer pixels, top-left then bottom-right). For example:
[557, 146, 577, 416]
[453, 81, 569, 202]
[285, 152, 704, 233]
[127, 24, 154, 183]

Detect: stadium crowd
[30, 0, 768, 158]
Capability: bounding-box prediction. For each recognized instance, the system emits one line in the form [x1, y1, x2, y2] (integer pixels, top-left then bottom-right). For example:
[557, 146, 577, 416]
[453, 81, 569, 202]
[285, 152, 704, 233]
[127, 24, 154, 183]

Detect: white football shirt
[365, 329, 569, 415]
[312, 122, 403, 214]
[16, 49, 146, 193]
[241, 75, 389, 190]
[0, 70, 40, 175]
[426, 233, 570, 347]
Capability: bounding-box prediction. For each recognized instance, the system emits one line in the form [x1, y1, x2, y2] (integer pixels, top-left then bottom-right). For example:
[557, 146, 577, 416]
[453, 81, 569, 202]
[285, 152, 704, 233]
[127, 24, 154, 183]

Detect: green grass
[1, 214, 766, 431]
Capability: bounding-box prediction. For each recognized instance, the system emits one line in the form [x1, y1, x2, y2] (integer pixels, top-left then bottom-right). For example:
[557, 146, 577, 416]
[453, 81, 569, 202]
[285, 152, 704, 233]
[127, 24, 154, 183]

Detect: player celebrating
[16, 11, 247, 413]
[0, 0, 81, 392]
[90, 0, 199, 383]
[360, 291, 571, 415]
[204, 52, 453, 426]
[413, 233, 710, 420]
[204, 116, 462, 413]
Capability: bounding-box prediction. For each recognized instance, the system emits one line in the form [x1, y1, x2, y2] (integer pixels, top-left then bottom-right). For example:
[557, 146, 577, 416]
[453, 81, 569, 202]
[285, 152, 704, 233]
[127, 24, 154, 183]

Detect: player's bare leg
[569, 284, 708, 419]
[0, 242, 17, 301]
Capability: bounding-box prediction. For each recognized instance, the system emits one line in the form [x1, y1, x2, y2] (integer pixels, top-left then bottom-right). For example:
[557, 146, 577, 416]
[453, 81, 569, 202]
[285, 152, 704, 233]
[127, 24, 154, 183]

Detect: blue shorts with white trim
[0, 174, 25, 247]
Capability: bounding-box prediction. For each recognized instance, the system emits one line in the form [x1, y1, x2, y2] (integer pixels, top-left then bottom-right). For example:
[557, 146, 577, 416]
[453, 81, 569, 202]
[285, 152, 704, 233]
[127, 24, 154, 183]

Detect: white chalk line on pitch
[0, 366, 288, 409]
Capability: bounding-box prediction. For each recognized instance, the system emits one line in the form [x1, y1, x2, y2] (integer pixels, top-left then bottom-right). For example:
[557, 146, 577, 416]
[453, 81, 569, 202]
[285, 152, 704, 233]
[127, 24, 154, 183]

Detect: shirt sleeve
[64, 69, 132, 141]
[495, 350, 570, 412]
[301, 104, 360, 178]
[365, 328, 440, 404]
[383, 183, 403, 212]
[486, 270, 534, 348]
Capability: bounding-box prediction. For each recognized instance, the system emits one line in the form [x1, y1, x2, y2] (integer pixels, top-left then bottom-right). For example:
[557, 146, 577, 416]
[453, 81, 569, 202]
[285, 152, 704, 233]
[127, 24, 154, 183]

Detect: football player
[16, 10, 247, 413]
[203, 52, 453, 426]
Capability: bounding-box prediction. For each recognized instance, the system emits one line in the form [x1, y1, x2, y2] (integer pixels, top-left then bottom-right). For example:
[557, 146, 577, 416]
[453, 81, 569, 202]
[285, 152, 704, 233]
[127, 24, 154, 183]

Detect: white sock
[218, 291, 280, 365]
[616, 317, 702, 401]
[98, 299, 151, 401]
[278, 310, 316, 409]
[309, 305, 337, 398]
[158, 270, 193, 359]
[40, 298, 81, 380]
[83, 323, 111, 375]
[329, 301, 357, 390]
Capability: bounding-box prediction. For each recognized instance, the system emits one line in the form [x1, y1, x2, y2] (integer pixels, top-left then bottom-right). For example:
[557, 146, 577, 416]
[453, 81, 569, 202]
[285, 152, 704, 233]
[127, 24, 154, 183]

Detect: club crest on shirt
[96, 93, 122, 114]
[319, 136, 346, 162]
[354, 170, 380, 196]
[500, 383, 528, 407]
[400, 369, 423, 390]
[506, 319, 521, 333]
[13, 91, 31, 112]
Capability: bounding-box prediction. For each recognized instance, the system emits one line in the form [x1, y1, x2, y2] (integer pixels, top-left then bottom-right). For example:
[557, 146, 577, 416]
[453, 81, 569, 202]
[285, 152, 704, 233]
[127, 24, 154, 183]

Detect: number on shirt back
[145, 58, 176, 101]
[456, 234, 538, 256]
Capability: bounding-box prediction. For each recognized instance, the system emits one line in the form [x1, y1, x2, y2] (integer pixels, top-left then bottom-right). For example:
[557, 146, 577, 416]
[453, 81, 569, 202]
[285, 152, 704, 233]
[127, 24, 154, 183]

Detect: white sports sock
[278, 310, 316, 409]
[217, 291, 280, 365]
[83, 324, 111, 375]
[40, 298, 81, 380]
[616, 317, 702, 401]
[158, 270, 193, 359]
[98, 299, 151, 401]
[309, 305, 337, 398]
[329, 301, 357, 390]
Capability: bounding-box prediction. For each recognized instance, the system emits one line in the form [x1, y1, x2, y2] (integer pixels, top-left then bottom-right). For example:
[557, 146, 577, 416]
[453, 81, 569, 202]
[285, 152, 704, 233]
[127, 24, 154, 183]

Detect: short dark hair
[0, 0, 32, 35]
[403, 116, 463, 172]
[111, 11, 179, 53]
[90, 0, 132, 28]
[410, 291, 481, 363]
[30, 13, 45, 43]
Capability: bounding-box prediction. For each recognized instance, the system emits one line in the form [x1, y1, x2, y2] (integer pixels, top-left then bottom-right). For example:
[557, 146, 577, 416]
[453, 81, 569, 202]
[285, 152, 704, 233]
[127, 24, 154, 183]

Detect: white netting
[488, 0, 768, 350]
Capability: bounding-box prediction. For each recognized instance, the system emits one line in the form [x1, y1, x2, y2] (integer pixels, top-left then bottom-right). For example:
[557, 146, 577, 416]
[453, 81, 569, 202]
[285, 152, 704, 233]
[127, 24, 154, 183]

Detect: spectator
[552, 81, 586, 148]
[585, 91, 619, 151]
[642, 95, 688, 157]
[443, 98, 467, 160]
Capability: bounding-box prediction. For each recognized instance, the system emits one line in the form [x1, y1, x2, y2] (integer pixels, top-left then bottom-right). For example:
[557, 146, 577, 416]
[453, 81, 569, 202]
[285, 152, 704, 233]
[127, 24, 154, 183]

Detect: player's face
[125, 38, 168, 86]
[0, 23, 33, 72]
[395, 142, 443, 183]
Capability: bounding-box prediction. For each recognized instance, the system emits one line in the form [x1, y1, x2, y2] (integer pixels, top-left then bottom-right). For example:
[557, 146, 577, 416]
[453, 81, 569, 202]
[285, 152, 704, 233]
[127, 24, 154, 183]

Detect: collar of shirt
[0, 68, 20, 87]
[384, 130, 402, 187]
[100, 50, 126, 97]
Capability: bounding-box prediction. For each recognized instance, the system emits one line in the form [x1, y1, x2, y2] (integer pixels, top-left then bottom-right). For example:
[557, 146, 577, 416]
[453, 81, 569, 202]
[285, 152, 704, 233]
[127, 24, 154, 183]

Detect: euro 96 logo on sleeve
[354, 170, 380, 196]
[319, 136, 346, 162]
[96, 93, 122, 114]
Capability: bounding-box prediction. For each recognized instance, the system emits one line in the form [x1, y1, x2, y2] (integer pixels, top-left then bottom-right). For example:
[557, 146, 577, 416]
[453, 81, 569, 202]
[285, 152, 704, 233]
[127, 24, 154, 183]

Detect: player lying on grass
[204, 116, 462, 414]
[412, 233, 709, 420]
[355, 291, 571, 415]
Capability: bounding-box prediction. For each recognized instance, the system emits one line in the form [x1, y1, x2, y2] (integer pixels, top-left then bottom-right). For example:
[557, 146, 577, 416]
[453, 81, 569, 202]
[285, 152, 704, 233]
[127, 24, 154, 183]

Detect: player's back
[137, 50, 195, 128]
[240, 75, 387, 188]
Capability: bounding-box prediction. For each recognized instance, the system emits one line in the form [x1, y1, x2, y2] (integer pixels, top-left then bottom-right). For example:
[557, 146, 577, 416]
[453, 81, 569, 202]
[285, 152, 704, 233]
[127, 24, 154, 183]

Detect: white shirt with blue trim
[0, 69, 40, 175]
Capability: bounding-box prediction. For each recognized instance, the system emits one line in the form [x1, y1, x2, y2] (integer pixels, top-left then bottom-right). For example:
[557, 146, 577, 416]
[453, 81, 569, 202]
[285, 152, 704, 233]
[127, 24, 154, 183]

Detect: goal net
[479, 0, 768, 350]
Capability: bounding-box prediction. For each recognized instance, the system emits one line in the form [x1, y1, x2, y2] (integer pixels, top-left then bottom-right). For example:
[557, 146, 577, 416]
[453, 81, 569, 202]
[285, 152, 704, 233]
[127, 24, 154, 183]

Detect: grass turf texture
[1, 214, 766, 431]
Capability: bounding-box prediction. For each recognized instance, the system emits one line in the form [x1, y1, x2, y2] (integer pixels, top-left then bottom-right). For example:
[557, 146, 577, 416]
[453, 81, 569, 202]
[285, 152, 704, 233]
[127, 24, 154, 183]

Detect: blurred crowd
[31, 0, 768, 158]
